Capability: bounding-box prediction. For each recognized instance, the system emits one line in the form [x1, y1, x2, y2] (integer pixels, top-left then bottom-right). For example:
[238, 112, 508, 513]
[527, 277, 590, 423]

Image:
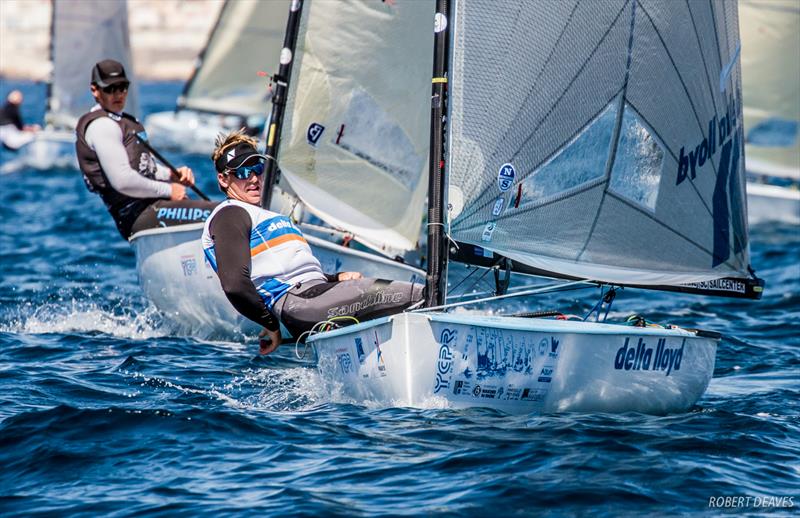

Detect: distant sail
[275, 0, 433, 253]
[739, 0, 800, 180]
[177, 0, 288, 117]
[447, 0, 751, 286]
[49, 0, 138, 128]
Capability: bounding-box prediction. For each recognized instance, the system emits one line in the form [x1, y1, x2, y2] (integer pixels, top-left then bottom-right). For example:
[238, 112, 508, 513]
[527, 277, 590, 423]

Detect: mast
[260, 0, 303, 210]
[425, 0, 451, 307]
[45, 0, 56, 125]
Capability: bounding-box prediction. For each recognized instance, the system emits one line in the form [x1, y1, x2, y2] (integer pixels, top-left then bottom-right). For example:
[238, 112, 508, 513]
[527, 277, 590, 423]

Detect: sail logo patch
[492, 197, 505, 216]
[307, 123, 325, 146]
[481, 221, 496, 242]
[497, 163, 516, 192]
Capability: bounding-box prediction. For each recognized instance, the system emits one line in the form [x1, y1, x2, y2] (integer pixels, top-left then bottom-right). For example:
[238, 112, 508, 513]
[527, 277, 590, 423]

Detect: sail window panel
[608, 104, 664, 212]
[448, 0, 629, 207]
[516, 102, 616, 207]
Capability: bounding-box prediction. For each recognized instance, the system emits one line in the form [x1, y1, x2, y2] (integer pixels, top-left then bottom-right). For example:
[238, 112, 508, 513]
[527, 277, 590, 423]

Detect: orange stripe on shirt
[250, 233, 307, 257]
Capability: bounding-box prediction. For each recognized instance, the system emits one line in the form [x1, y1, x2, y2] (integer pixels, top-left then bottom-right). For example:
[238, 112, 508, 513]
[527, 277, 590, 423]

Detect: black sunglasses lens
[103, 84, 128, 94]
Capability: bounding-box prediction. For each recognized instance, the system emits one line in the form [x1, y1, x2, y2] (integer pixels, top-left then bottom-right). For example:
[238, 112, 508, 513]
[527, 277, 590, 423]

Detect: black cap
[92, 59, 129, 88]
[215, 142, 267, 172]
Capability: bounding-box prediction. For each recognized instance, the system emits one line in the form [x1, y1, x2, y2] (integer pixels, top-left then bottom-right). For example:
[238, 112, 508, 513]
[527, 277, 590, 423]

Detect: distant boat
[144, 0, 288, 155]
[740, 0, 800, 224]
[309, 0, 765, 414]
[130, 189, 424, 338]
[2, 0, 139, 174]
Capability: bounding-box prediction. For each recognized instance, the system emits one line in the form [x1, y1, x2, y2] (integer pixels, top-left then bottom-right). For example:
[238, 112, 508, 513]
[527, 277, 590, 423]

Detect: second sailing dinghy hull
[311, 313, 717, 414]
[130, 223, 424, 337]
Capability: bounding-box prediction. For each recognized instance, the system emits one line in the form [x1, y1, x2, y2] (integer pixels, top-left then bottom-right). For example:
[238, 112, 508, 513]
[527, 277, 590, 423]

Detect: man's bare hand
[173, 166, 195, 186]
[337, 271, 363, 281]
[258, 327, 282, 355]
[170, 182, 187, 200]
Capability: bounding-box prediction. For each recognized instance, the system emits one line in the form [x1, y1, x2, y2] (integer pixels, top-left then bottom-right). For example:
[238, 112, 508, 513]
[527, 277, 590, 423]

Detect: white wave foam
[0, 298, 174, 340]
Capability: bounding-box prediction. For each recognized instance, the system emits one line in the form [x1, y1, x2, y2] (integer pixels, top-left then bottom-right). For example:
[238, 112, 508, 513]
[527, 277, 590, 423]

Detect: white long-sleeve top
[84, 109, 172, 199]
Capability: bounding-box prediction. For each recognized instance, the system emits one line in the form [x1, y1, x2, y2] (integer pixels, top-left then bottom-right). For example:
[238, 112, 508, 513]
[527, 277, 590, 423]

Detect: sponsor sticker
[434, 329, 456, 393]
[492, 196, 505, 216]
[307, 123, 325, 146]
[481, 221, 496, 242]
[434, 13, 447, 33]
[280, 47, 292, 65]
[180, 255, 197, 277]
[497, 163, 516, 192]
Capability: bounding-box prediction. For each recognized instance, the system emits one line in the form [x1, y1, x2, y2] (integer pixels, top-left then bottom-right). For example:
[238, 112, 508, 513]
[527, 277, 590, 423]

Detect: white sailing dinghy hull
[746, 182, 800, 225]
[130, 223, 424, 336]
[1, 129, 76, 174]
[310, 312, 717, 415]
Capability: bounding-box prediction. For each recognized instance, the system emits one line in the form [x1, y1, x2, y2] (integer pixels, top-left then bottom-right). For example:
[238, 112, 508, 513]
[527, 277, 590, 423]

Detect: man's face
[218, 163, 263, 205]
[90, 83, 128, 113]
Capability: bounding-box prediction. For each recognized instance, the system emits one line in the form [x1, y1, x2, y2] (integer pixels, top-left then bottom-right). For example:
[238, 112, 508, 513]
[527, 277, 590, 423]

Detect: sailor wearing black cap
[75, 59, 216, 239]
[201, 130, 422, 355]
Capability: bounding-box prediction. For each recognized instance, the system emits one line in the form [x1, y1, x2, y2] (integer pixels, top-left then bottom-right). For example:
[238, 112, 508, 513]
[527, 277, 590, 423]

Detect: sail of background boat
[273, 0, 434, 255]
[49, 0, 139, 128]
[738, 0, 800, 224]
[145, 0, 289, 154]
[1, 0, 137, 173]
[739, 0, 799, 180]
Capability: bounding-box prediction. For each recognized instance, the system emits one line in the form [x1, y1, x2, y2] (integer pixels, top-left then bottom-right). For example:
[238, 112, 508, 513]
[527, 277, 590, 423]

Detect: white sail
[739, 0, 800, 180]
[177, 0, 288, 117]
[276, 0, 434, 252]
[49, 0, 138, 128]
[446, 0, 752, 286]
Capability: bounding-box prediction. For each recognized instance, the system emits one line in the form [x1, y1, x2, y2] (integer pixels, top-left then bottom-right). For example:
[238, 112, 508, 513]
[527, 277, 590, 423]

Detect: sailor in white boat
[75, 59, 217, 239]
[201, 130, 423, 354]
[0, 90, 40, 151]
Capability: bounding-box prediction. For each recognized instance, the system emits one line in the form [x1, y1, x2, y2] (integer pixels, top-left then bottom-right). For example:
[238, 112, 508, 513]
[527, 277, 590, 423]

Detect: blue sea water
[1, 80, 798, 516]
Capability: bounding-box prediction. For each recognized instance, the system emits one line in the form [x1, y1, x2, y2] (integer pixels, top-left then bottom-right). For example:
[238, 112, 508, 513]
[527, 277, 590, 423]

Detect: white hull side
[310, 312, 718, 415]
[747, 182, 800, 225]
[130, 224, 424, 337]
[1, 129, 77, 174]
[144, 111, 254, 156]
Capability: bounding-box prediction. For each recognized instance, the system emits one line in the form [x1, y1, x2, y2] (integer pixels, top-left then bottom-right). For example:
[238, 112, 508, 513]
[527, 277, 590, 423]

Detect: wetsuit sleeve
[210, 206, 280, 331]
[85, 117, 172, 199]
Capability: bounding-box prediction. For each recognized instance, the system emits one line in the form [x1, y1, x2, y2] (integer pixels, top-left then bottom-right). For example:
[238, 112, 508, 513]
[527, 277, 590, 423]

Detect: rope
[293, 316, 360, 360]
[413, 280, 594, 313]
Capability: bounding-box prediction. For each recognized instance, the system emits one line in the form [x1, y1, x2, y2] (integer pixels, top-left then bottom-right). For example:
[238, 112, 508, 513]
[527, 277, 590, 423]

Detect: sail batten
[49, 0, 138, 128]
[446, 0, 752, 288]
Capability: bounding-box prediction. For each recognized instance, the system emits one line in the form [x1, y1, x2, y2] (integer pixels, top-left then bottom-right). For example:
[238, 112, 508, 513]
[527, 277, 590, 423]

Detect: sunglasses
[227, 161, 265, 180]
[102, 83, 129, 94]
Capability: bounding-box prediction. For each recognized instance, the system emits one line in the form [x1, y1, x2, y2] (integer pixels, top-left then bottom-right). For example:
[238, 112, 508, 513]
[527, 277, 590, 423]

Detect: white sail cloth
[277, 0, 434, 253]
[49, 0, 138, 128]
[739, 0, 800, 180]
[178, 0, 288, 117]
[446, 0, 751, 286]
